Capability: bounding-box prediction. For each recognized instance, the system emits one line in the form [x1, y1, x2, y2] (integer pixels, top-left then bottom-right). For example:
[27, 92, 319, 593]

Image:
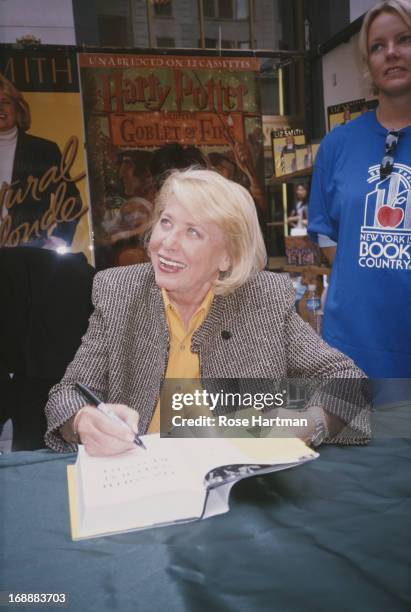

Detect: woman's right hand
[71, 404, 140, 456]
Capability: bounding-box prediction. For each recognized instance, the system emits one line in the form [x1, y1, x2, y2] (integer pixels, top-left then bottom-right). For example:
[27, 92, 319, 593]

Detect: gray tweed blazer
[45, 264, 370, 452]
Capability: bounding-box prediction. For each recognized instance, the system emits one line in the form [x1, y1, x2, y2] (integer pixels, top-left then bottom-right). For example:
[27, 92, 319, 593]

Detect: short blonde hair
[0, 74, 31, 131]
[358, 0, 411, 91]
[148, 168, 267, 295]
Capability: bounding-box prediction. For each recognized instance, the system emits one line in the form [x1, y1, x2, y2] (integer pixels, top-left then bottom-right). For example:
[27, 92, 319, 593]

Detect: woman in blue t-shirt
[308, 0, 411, 380]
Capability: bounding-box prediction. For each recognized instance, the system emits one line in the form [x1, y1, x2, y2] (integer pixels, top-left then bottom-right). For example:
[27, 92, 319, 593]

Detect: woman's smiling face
[149, 195, 230, 304]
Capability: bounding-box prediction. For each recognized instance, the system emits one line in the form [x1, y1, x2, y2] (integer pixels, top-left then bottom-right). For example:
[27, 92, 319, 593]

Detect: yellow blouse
[147, 288, 214, 433]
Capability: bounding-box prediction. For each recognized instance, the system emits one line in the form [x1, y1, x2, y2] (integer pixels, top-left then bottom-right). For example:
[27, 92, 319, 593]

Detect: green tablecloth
[1, 406, 410, 612]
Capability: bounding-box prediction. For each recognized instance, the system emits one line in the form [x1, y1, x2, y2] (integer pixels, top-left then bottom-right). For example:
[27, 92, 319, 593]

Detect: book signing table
[1, 404, 410, 612]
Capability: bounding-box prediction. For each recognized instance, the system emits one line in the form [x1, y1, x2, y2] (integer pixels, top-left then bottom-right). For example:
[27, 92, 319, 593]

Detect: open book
[67, 435, 318, 540]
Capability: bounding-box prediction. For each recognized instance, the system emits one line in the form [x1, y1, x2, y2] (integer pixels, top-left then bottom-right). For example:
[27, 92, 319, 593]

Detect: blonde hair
[147, 168, 267, 295]
[358, 0, 411, 90]
[0, 74, 31, 131]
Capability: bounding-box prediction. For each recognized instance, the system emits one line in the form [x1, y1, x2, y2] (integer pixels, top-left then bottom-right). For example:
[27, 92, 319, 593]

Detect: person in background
[0, 246, 95, 450]
[45, 168, 370, 456]
[308, 0, 411, 379]
[288, 183, 309, 234]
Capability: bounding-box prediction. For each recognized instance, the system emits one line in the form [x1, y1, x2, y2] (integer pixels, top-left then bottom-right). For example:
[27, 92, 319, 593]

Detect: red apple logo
[377, 206, 404, 228]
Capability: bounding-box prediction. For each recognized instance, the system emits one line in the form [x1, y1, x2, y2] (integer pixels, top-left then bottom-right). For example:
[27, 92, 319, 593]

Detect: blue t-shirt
[308, 111, 411, 377]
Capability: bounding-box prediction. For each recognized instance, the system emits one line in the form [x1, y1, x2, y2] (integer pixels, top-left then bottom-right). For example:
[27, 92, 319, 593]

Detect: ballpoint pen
[75, 382, 146, 450]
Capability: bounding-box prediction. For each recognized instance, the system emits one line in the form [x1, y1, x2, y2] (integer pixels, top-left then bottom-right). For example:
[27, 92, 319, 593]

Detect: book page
[76, 437, 207, 534]
[77, 436, 202, 506]
[224, 437, 316, 463]
[146, 436, 317, 488]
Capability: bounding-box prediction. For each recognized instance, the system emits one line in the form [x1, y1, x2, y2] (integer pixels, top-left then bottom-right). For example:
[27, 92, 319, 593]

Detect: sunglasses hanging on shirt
[380, 130, 400, 180]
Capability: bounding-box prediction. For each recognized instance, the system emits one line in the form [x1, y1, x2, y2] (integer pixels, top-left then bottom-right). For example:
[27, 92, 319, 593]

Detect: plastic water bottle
[305, 283, 322, 335]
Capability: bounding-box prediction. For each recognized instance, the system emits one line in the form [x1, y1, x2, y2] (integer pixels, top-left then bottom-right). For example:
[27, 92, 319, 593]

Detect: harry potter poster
[78, 53, 265, 268]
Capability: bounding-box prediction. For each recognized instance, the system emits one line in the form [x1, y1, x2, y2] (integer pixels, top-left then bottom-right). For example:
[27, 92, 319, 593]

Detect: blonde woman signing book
[45, 169, 370, 457]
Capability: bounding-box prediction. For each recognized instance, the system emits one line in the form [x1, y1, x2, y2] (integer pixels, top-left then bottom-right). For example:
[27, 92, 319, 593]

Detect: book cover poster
[295, 141, 320, 172]
[0, 47, 92, 261]
[327, 98, 378, 132]
[78, 53, 266, 269]
[271, 128, 306, 177]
